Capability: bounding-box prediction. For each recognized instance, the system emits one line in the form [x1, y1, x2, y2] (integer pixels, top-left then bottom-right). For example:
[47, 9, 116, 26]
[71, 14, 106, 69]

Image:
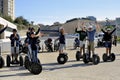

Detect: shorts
[11, 46, 19, 54]
[59, 44, 65, 50]
[105, 41, 112, 48]
[80, 41, 86, 47]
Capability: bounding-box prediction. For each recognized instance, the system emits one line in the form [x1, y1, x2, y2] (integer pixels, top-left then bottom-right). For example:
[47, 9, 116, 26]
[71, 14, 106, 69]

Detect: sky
[15, 0, 120, 25]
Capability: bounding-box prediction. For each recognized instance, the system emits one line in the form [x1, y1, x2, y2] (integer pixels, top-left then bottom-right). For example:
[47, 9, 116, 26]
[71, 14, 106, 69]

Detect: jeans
[32, 50, 38, 63]
[28, 45, 38, 63]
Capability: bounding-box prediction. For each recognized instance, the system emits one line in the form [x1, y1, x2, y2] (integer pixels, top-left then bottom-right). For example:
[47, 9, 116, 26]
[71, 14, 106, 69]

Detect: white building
[0, 17, 17, 39]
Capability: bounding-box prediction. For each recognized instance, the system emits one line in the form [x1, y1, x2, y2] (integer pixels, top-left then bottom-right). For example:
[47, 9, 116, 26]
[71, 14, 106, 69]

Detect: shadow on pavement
[0, 66, 26, 72]
[0, 72, 33, 78]
[42, 60, 93, 71]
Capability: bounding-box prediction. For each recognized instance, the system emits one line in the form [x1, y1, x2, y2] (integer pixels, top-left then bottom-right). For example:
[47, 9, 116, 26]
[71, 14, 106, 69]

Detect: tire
[92, 55, 100, 65]
[57, 54, 67, 64]
[6, 55, 11, 67]
[24, 56, 29, 69]
[102, 53, 108, 62]
[37, 58, 41, 64]
[110, 53, 115, 62]
[0, 56, 4, 68]
[30, 62, 42, 75]
[19, 56, 23, 66]
[65, 54, 68, 61]
[76, 51, 81, 61]
[83, 53, 89, 64]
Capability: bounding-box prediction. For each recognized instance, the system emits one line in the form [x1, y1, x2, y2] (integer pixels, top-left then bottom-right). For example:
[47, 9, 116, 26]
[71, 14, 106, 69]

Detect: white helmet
[107, 28, 111, 31]
[88, 26, 93, 29]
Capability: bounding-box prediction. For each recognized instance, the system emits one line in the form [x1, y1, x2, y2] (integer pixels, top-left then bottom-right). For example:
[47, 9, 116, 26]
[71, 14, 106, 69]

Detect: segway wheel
[24, 56, 29, 69]
[57, 54, 67, 64]
[92, 55, 100, 65]
[83, 53, 89, 64]
[76, 51, 81, 61]
[37, 58, 41, 64]
[65, 55, 68, 61]
[19, 45, 23, 54]
[6, 55, 11, 67]
[30, 62, 42, 75]
[110, 53, 116, 62]
[102, 53, 108, 62]
[0, 56, 4, 68]
[19, 56, 23, 66]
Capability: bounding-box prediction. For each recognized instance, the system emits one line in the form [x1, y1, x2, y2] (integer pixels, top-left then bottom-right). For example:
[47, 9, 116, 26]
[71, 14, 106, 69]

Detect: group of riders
[74, 23, 117, 60]
[8, 26, 66, 64]
[0, 22, 117, 64]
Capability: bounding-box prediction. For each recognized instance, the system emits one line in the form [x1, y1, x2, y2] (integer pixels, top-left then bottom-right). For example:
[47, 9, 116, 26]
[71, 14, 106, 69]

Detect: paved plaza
[0, 44, 120, 80]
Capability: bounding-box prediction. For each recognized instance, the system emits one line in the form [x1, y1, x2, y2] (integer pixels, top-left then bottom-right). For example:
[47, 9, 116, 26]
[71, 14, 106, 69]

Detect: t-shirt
[87, 29, 96, 41]
[102, 28, 116, 41]
[29, 37, 39, 50]
[10, 34, 20, 47]
[59, 33, 65, 44]
[75, 28, 87, 41]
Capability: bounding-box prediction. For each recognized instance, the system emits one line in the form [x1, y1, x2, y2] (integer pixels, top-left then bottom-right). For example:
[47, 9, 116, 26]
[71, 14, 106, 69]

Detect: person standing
[10, 29, 20, 63]
[101, 28, 116, 55]
[75, 26, 87, 56]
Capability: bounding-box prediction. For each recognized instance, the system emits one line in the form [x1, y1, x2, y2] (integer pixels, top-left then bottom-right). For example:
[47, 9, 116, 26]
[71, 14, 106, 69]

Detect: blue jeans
[32, 50, 38, 63]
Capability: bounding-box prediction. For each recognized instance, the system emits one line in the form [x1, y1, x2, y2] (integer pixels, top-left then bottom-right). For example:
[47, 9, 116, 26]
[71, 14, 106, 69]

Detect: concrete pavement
[0, 44, 120, 80]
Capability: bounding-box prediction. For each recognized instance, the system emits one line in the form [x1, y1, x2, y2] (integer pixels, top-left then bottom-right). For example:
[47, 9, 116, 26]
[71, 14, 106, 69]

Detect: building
[87, 16, 97, 21]
[63, 18, 100, 34]
[115, 18, 120, 37]
[0, 0, 15, 20]
[0, 17, 17, 39]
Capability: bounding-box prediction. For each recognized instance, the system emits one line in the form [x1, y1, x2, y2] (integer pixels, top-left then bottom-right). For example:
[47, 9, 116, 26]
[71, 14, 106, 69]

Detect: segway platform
[6, 55, 23, 67]
[102, 53, 116, 62]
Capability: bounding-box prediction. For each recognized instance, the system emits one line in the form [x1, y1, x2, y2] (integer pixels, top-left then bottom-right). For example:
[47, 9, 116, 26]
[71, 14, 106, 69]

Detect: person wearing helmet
[10, 29, 20, 63]
[101, 27, 116, 55]
[75, 26, 87, 56]
[26, 32, 41, 63]
[86, 25, 96, 55]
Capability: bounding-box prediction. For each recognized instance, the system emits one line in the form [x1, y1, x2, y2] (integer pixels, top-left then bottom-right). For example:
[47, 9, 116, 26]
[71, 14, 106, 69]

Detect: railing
[0, 37, 76, 53]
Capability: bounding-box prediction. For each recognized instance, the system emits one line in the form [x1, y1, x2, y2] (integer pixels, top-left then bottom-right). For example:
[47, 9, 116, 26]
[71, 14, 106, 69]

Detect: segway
[76, 44, 85, 61]
[6, 41, 23, 67]
[102, 47, 116, 62]
[0, 45, 4, 68]
[24, 46, 42, 75]
[57, 53, 68, 64]
[83, 41, 100, 65]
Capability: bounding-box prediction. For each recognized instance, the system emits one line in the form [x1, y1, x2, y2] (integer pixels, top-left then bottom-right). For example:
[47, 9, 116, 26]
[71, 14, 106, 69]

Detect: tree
[14, 16, 30, 26]
[14, 16, 23, 24]
[2, 15, 13, 23]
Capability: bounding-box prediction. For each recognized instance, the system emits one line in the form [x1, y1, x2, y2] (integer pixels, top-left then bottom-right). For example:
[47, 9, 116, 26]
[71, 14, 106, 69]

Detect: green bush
[117, 37, 120, 42]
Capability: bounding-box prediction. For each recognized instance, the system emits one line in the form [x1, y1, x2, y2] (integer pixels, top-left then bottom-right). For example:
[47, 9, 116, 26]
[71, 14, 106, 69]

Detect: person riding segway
[56, 27, 68, 64]
[101, 28, 116, 62]
[75, 23, 87, 61]
[0, 25, 8, 68]
[6, 29, 23, 67]
[83, 25, 100, 65]
[24, 31, 42, 75]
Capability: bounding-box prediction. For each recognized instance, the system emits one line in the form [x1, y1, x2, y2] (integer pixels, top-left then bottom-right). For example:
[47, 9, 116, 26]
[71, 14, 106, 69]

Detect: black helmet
[13, 29, 17, 32]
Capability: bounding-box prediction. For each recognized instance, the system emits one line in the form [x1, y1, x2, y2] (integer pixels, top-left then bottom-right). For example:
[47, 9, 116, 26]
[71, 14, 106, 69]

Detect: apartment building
[0, 0, 15, 20]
